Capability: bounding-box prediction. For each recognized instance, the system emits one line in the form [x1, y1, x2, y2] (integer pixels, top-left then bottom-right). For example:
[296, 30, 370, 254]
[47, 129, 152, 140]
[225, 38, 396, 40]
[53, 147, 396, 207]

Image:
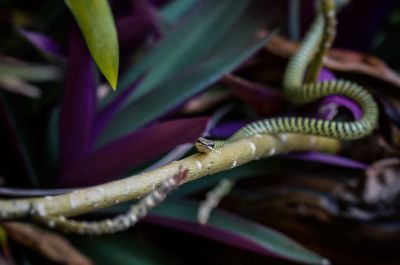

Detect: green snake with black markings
[195, 0, 378, 153]
[19, 0, 377, 236]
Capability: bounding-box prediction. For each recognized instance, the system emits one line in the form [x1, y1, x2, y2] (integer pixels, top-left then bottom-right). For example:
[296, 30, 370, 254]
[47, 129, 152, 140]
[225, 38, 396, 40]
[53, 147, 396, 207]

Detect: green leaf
[151, 199, 328, 265]
[160, 0, 198, 23]
[101, 0, 250, 109]
[71, 235, 177, 265]
[0, 62, 61, 81]
[65, 0, 119, 89]
[97, 0, 275, 144]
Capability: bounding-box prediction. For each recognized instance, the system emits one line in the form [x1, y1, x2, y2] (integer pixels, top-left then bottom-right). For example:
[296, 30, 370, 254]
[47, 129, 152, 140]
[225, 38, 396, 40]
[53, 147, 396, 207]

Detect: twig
[198, 178, 235, 224]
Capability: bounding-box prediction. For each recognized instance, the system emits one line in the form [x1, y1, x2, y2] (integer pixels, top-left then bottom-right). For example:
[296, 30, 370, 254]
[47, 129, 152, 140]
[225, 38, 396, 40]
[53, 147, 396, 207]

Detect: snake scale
[195, 0, 378, 153]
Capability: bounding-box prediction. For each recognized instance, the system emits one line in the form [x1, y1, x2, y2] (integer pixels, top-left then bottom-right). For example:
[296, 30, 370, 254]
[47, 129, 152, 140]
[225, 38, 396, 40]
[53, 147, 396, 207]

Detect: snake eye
[195, 137, 215, 153]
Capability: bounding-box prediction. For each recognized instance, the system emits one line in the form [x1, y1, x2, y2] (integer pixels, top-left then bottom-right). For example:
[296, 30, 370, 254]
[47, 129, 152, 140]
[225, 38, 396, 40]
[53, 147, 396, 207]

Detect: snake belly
[196, 0, 378, 153]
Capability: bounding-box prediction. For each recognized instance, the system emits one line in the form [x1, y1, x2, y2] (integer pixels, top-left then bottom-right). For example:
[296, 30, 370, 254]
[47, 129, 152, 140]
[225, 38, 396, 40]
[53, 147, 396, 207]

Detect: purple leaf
[145, 215, 282, 258]
[317, 95, 363, 120]
[92, 75, 145, 142]
[59, 26, 96, 170]
[285, 152, 368, 170]
[318, 67, 335, 81]
[117, 16, 157, 48]
[295, 69, 365, 168]
[210, 120, 247, 138]
[315, 68, 363, 120]
[17, 28, 62, 57]
[116, 0, 161, 49]
[60, 117, 208, 187]
[223, 74, 283, 116]
[146, 199, 327, 264]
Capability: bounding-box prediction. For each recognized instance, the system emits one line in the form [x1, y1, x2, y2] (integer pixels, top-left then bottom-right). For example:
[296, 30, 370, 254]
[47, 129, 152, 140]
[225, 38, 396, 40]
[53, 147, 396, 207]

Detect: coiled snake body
[196, 0, 378, 153]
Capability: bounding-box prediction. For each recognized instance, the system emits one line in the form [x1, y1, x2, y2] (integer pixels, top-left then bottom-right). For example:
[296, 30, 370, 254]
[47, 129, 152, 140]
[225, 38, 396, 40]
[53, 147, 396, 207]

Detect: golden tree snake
[26, 0, 379, 235]
[195, 0, 378, 153]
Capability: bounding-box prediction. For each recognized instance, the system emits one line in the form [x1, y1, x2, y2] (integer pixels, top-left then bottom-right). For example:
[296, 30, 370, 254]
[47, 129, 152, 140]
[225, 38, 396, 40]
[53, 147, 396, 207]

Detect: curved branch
[0, 133, 340, 220]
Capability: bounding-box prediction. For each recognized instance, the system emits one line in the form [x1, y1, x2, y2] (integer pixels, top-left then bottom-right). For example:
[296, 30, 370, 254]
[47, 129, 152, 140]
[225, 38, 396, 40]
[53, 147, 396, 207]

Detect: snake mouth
[195, 137, 215, 153]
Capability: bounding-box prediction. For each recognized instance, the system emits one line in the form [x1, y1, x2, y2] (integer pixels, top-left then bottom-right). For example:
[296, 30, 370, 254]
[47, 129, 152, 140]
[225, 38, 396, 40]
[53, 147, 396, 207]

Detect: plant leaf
[65, 0, 119, 89]
[91, 76, 145, 142]
[59, 27, 96, 171]
[60, 117, 208, 187]
[17, 28, 62, 58]
[72, 235, 176, 265]
[285, 152, 369, 170]
[124, 0, 250, 99]
[223, 74, 284, 116]
[160, 0, 198, 23]
[116, 0, 161, 48]
[210, 120, 248, 138]
[267, 35, 400, 88]
[0, 62, 61, 81]
[0, 77, 41, 99]
[98, 0, 252, 114]
[97, 0, 277, 144]
[317, 95, 363, 120]
[147, 199, 328, 265]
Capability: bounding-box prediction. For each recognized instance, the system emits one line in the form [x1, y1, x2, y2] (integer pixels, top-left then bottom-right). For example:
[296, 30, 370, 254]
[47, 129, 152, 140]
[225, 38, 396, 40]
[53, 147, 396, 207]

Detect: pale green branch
[0, 133, 340, 220]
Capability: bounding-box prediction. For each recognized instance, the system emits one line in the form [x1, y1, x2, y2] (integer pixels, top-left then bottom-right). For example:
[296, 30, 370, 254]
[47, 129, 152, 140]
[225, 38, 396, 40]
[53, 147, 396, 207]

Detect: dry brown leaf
[181, 90, 232, 114]
[222, 74, 284, 116]
[363, 158, 400, 205]
[2, 222, 92, 265]
[378, 123, 400, 155]
[258, 190, 337, 222]
[265, 35, 400, 88]
[329, 158, 400, 220]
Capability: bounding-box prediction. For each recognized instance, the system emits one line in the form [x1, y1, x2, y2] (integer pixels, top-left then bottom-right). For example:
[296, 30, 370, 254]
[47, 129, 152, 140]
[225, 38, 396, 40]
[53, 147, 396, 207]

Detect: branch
[31, 169, 188, 234]
[0, 133, 340, 220]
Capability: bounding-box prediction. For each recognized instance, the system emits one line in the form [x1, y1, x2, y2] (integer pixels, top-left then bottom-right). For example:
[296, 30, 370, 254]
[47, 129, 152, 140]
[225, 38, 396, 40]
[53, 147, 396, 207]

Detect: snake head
[195, 137, 215, 153]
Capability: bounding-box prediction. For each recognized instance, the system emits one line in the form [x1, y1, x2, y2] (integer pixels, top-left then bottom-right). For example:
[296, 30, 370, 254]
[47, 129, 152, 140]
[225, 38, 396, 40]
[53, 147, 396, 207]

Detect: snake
[28, 0, 378, 235]
[195, 0, 379, 153]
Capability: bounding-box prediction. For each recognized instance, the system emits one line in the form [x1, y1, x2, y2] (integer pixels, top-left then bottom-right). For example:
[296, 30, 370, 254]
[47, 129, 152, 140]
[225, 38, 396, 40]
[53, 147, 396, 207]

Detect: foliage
[1, 0, 400, 265]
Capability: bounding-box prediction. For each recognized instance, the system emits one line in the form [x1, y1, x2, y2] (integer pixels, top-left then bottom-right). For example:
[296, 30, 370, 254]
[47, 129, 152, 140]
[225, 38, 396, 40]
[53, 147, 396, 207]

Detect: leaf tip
[105, 64, 118, 91]
[108, 75, 118, 91]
